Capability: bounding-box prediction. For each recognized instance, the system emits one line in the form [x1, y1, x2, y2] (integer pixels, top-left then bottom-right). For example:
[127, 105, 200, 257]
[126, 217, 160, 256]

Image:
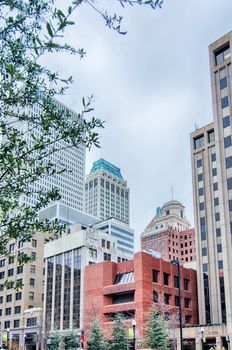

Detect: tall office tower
[140, 200, 195, 263]
[85, 159, 130, 224]
[23, 99, 86, 211]
[191, 32, 232, 334]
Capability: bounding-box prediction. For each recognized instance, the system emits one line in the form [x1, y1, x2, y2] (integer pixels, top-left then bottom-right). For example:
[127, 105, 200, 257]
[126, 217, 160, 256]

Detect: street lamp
[171, 259, 183, 350]
[132, 319, 136, 350]
[200, 327, 204, 350]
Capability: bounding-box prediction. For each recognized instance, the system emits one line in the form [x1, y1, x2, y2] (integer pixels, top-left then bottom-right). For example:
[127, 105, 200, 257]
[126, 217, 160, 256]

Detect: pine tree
[48, 333, 61, 350]
[87, 319, 105, 350]
[111, 314, 128, 350]
[144, 307, 170, 350]
[64, 332, 80, 350]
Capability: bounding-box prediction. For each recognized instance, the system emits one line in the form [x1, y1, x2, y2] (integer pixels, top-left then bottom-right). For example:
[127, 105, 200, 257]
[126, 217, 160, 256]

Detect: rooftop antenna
[171, 185, 174, 201]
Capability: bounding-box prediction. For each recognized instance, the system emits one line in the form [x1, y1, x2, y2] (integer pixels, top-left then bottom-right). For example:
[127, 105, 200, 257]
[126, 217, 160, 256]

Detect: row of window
[0, 317, 37, 330]
[153, 270, 189, 290]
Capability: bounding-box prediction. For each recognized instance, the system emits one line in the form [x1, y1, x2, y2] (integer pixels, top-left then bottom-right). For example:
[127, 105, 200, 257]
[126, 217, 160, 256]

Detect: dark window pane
[215, 213, 220, 221]
[213, 183, 218, 191]
[197, 159, 202, 168]
[227, 178, 232, 190]
[199, 188, 204, 196]
[221, 96, 229, 109]
[218, 260, 223, 269]
[211, 153, 216, 162]
[203, 263, 208, 272]
[229, 200, 232, 211]
[217, 244, 222, 253]
[226, 156, 232, 169]
[212, 168, 217, 176]
[224, 136, 232, 148]
[220, 77, 227, 90]
[199, 202, 204, 211]
[216, 228, 221, 237]
[198, 173, 203, 182]
[214, 197, 219, 206]
[202, 247, 207, 256]
[223, 115, 230, 128]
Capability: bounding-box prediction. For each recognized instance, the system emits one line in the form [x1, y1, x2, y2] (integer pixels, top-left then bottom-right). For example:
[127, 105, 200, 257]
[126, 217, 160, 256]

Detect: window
[212, 168, 217, 176]
[199, 202, 204, 211]
[208, 130, 215, 143]
[224, 136, 232, 148]
[17, 266, 23, 274]
[15, 306, 21, 314]
[32, 239, 37, 248]
[0, 309, 2, 316]
[6, 295, 12, 302]
[31, 252, 36, 260]
[175, 296, 179, 306]
[0, 259, 5, 267]
[198, 173, 203, 182]
[0, 271, 5, 279]
[13, 320, 20, 328]
[194, 135, 204, 149]
[89, 248, 97, 258]
[29, 292, 34, 300]
[198, 188, 204, 196]
[174, 276, 179, 288]
[102, 239, 106, 248]
[153, 291, 159, 303]
[166, 209, 170, 215]
[104, 253, 111, 262]
[18, 240, 23, 249]
[4, 321, 10, 329]
[215, 213, 220, 221]
[163, 273, 169, 286]
[217, 244, 222, 253]
[8, 268, 14, 277]
[164, 294, 170, 305]
[30, 265, 36, 274]
[216, 228, 221, 237]
[112, 292, 134, 304]
[213, 182, 218, 191]
[27, 317, 37, 327]
[227, 178, 232, 190]
[197, 159, 202, 167]
[8, 256, 14, 264]
[114, 272, 134, 284]
[221, 96, 229, 109]
[184, 298, 190, 308]
[202, 247, 207, 256]
[0, 296, 3, 303]
[211, 153, 216, 162]
[16, 292, 22, 301]
[107, 241, 110, 249]
[220, 77, 227, 90]
[185, 315, 191, 324]
[30, 278, 35, 287]
[184, 279, 189, 291]
[214, 197, 219, 206]
[153, 270, 159, 283]
[9, 243, 15, 252]
[223, 115, 230, 128]
[5, 307, 11, 315]
[215, 44, 230, 65]
[218, 260, 223, 269]
[0, 284, 3, 291]
[203, 263, 208, 272]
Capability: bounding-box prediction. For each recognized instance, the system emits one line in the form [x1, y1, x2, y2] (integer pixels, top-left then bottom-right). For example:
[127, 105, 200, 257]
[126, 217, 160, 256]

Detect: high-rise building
[85, 159, 130, 224]
[23, 98, 86, 211]
[140, 200, 195, 263]
[191, 32, 232, 335]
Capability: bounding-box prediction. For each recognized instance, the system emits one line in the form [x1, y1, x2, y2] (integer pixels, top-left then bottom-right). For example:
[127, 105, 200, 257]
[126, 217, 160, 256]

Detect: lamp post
[171, 259, 183, 350]
[132, 319, 136, 350]
[200, 327, 205, 350]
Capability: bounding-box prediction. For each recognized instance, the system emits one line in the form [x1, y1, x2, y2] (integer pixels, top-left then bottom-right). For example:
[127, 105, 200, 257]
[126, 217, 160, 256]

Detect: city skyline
[46, 0, 232, 249]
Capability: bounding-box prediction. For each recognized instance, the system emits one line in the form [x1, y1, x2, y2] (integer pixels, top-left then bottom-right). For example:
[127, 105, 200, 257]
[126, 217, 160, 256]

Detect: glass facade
[54, 254, 62, 328]
[46, 257, 54, 329]
[63, 252, 72, 329]
[73, 249, 81, 328]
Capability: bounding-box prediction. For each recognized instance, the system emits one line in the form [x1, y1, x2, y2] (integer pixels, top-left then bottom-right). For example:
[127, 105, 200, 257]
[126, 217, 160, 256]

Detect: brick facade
[84, 251, 198, 345]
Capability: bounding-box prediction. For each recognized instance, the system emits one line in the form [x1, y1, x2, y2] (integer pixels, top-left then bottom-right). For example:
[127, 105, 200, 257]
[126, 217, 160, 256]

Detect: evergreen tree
[144, 307, 170, 350]
[111, 314, 128, 350]
[48, 333, 61, 350]
[87, 319, 105, 350]
[64, 332, 80, 350]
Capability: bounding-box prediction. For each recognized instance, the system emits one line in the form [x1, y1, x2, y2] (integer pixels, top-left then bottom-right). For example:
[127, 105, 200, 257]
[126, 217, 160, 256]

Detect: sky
[48, 0, 232, 250]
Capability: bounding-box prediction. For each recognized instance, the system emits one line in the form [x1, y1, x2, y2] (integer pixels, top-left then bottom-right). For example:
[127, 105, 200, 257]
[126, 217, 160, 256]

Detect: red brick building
[84, 252, 198, 345]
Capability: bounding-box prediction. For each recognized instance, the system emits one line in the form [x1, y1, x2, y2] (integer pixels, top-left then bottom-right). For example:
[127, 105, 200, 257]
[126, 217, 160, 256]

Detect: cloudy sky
[50, 0, 232, 249]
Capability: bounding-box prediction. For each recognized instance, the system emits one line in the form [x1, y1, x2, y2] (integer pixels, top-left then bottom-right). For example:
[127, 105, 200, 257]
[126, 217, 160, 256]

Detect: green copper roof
[90, 158, 123, 179]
